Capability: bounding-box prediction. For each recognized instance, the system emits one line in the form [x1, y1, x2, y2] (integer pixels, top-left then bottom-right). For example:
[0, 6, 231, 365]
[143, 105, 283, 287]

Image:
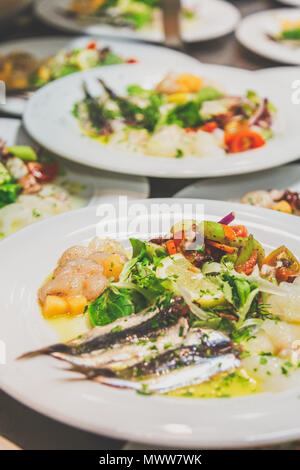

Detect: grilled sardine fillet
[19, 297, 190, 361]
[71, 328, 240, 393]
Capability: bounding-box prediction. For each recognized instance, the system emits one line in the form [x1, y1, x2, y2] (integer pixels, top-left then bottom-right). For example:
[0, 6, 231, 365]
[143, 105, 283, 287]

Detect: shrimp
[39, 258, 108, 304]
[58, 245, 91, 265]
[39, 274, 85, 304]
[241, 190, 276, 209]
[83, 274, 108, 302]
[53, 258, 103, 278]
[88, 237, 126, 257]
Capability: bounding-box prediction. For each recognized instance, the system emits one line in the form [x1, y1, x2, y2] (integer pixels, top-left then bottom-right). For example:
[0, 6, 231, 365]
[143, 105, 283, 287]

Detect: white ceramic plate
[174, 164, 300, 202]
[0, 118, 149, 226]
[24, 62, 300, 179]
[1, 198, 300, 449]
[236, 8, 300, 65]
[0, 35, 200, 116]
[255, 65, 300, 93]
[277, 0, 300, 6]
[34, 0, 240, 44]
[0, 0, 31, 22]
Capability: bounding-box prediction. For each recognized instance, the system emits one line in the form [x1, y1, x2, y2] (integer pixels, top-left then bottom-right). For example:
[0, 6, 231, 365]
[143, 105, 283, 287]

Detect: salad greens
[74, 74, 276, 159]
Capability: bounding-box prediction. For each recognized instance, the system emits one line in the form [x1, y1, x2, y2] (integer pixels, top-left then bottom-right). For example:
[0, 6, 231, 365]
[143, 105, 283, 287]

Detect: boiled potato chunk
[67, 295, 87, 316]
[101, 254, 124, 281]
[43, 295, 69, 318]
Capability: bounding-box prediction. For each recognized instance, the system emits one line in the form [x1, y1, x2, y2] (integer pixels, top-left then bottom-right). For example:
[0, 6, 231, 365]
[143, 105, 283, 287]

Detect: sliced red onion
[248, 98, 268, 127]
[218, 212, 235, 225]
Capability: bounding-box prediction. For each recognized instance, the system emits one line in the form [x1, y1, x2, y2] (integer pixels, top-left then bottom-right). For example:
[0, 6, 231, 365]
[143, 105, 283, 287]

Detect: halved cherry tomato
[225, 129, 266, 153]
[235, 249, 258, 275]
[231, 225, 248, 238]
[222, 224, 236, 240]
[86, 41, 98, 50]
[185, 127, 198, 133]
[172, 230, 184, 248]
[166, 240, 177, 255]
[126, 58, 139, 64]
[199, 122, 218, 133]
[27, 162, 59, 183]
[264, 245, 300, 283]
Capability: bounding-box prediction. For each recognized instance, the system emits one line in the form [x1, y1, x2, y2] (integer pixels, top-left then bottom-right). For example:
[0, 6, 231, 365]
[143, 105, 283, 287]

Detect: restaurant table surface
[0, 0, 298, 450]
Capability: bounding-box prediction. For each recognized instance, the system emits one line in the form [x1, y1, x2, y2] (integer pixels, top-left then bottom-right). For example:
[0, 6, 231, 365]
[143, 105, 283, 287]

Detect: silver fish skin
[18, 297, 190, 360]
[18, 307, 158, 360]
[53, 317, 189, 370]
[72, 328, 240, 393]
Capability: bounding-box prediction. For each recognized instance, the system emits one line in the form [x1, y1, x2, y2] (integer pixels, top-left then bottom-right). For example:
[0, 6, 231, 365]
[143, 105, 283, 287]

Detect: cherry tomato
[86, 41, 98, 50]
[235, 249, 258, 275]
[199, 122, 218, 133]
[264, 245, 300, 282]
[225, 129, 266, 153]
[231, 225, 248, 238]
[27, 162, 59, 183]
[126, 58, 139, 63]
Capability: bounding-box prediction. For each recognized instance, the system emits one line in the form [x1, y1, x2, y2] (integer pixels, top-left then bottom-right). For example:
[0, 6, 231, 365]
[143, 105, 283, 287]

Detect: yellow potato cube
[101, 254, 124, 281]
[175, 74, 203, 93]
[66, 296, 88, 316]
[43, 295, 69, 318]
[272, 200, 292, 214]
[167, 93, 188, 104]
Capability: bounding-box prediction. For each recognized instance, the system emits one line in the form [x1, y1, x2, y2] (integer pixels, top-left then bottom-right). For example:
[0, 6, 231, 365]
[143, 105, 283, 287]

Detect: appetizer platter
[175, 165, 300, 216]
[0, 118, 149, 238]
[236, 8, 300, 65]
[0, 36, 199, 116]
[24, 63, 300, 178]
[1, 199, 300, 448]
[34, 0, 240, 43]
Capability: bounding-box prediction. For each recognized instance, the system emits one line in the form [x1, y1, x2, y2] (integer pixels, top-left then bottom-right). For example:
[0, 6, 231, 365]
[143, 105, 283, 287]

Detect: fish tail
[17, 343, 71, 360]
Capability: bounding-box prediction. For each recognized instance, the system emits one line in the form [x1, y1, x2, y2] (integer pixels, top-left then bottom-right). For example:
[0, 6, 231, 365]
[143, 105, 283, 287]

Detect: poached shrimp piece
[39, 237, 127, 317]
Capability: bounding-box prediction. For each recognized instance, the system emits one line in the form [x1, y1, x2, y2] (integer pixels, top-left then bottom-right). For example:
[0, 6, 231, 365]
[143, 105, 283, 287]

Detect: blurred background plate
[0, 118, 149, 235]
[277, 0, 300, 6]
[0, 35, 200, 116]
[255, 65, 300, 86]
[236, 8, 300, 65]
[34, 0, 240, 44]
[0, 0, 31, 22]
[174, 164, 300, 203]
[23, 63, 300, 178]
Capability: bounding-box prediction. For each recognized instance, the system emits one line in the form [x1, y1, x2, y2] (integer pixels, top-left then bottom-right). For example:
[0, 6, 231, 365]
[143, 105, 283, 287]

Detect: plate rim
[34, 0, 241, 44]
[1, 198, 300, 449]
[236, 7, 300, 65]
[23, 62, 300, 179]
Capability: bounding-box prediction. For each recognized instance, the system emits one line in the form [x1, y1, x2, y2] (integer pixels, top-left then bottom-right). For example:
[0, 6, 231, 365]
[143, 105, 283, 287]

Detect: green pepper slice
[7, 145, 38, 162]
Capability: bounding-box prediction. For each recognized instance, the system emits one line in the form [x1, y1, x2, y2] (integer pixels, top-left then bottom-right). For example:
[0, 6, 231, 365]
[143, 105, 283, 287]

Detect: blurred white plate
[24, 62, 300, 178]
[1, 198, 300, 449]
[0, 0, 31, 22]
[0, 35, 200, 116]
[277, 0, 300, 6]
[236, 8, 300, 65]
[174, 164, 300, 205]
[34, 0, 240, 44]
[255, 65, 300, 93]
[0, 118, 149, 234]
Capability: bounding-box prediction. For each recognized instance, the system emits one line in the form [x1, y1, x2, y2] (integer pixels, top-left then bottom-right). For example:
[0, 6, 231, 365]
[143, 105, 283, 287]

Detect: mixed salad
[67, 0, 197, 31]
[0, 141, 86, 238]
[0, 40, 132, 92]
[270, 18, 300, 47]
[22, 215, 300, 398]
[241, 189, 300, 216]
[73, 72, 276, 159]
